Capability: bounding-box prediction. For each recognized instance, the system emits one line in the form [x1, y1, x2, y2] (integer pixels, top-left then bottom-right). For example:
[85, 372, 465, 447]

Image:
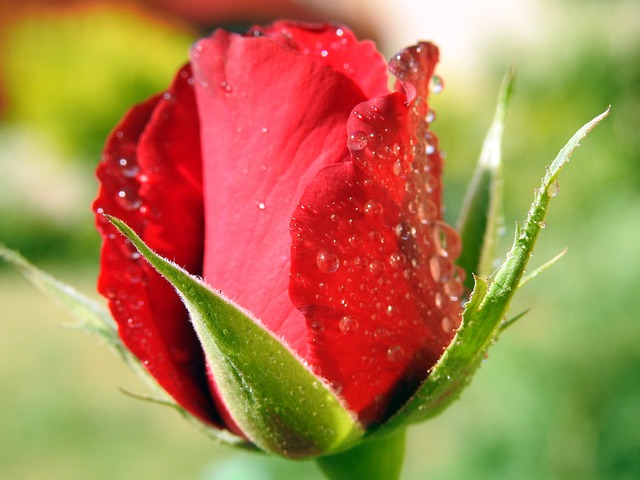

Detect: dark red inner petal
[289, 43, 464, 425]
[191, 30, 371, 360]
[93, 65, 219, 426]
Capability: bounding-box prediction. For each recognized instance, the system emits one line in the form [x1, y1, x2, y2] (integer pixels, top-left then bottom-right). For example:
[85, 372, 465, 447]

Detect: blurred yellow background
[1, 1, 638, 479]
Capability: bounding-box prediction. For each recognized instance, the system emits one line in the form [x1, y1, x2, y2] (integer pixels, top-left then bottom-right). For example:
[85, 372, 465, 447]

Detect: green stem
[316, 429, 406, 480]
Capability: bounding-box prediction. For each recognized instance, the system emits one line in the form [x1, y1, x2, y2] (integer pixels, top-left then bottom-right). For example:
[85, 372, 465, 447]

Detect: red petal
[190, 30, 370, 358]
[93, 66, 219, 426]
[289, 43, 464, 424]
[253, 21, 389, 99]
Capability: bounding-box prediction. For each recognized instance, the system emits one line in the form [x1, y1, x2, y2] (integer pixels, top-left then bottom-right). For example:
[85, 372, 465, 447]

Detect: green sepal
[0, 242, 117, 342]
[107, 216, 364, 459]
[456, 65, 516, 289]
[317, 428, 406, 480]
[0, 242, 250, 449]
[373, 107, 610, 435]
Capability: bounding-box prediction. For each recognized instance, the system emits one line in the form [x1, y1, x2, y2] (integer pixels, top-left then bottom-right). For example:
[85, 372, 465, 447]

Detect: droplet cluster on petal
[290, 43, 464, 424]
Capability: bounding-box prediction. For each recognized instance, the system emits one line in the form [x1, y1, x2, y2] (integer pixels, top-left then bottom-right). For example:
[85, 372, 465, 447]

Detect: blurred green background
[1, 0, 638, 479]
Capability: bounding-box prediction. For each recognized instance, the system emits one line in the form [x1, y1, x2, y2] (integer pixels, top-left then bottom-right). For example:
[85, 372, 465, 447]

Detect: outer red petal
[289, 43, 464, 425]
[93, 66, 219, 426]
[190, 30, 371, 358]
[253, 21, 389, 99]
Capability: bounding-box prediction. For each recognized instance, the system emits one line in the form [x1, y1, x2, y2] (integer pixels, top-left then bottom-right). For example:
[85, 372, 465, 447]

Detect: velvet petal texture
[190, 26, 389, 360]
[290, 43, 464, 425]
[94, 66, 218, 426]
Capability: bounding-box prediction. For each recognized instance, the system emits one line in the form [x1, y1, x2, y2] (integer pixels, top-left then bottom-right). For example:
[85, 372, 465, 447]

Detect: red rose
[93, 21, 463, 442]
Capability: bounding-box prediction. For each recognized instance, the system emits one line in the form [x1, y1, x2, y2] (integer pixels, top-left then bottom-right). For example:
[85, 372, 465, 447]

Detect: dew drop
[434, 292, 445, 309]
[387, 345, 404, 362]
[538, 221, 547, 229]
[425, 142, 436, 155]
[426, 109, 436, 123]
[347, 130, 368, 150]
[389, 252, 404, 269]
[389, 49, 415, 80]
[339, 315, 359, 333]
[257, 201, 266, 210]
[429, 255, 454, 283]
[261, 126, 269, 134]
[317, 251, 340, 273]
[441, 316, 454, 333]
[126, 317, 143, 328]
[393, 159, 403, 176]
[430, 75, 444, 93]
[417, 200, 438, 224]
[311, 321, 325, 334]
[368, 260, 384, 276]
[368, 132, 383, 146]
[364, 200, 383, 216]
[116, 187, 142, 211]
[349, 235, 363, 247]
[395, 222, 411, 241]
[444, 279, 464, 299]
[432, 222, 462, 259]
[118, 158, 139, 178]
[547, 180, 559, 197]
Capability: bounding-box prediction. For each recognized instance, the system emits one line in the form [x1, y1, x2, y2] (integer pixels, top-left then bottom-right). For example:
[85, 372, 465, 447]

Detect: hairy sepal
[107, 215, 364, 458]
[0, 242, 251, 449]
[373, 107, 609, 435]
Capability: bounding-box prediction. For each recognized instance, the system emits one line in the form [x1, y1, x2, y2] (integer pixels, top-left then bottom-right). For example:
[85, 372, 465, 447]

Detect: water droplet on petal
[389, 49, 416, 80]
[126, 317, 143, 328]
[429, 255, 454, 283]
[426, 109, 436, 123]
[395, 222, 411, 241]
[364, 200, 383, 216]
[432, 222, 462, 259]
[368, 260, 384, 276]
[389, 252, 404, 269]
[317, 251, 340, 273]
[339, 315, 359, 333]
[347, 130, 368, 150]
[430, 75, 444, 93]
[441, 316, 454, 333]
[118, 158, 140, 178]
[393, 159, 403, 176]
[417, 200, 438, 224]
[116, 187, 142, 210]
[387, 345, 404, 362]
[444, 279, 464, 299]
[311, 321, 325, 334]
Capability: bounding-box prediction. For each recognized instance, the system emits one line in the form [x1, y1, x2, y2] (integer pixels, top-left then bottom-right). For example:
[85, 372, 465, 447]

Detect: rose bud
[89, 19, 609, 472]
[93, 20, 461, 458]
